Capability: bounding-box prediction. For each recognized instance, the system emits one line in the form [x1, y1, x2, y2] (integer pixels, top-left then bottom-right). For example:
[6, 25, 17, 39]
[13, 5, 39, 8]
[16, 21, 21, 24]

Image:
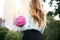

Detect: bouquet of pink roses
[14, 16, 26, 27]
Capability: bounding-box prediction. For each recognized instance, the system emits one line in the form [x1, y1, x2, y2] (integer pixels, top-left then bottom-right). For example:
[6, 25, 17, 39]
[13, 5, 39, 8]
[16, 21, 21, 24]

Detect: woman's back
[14, 0, 46, 40]
[17, 10, 46, 33]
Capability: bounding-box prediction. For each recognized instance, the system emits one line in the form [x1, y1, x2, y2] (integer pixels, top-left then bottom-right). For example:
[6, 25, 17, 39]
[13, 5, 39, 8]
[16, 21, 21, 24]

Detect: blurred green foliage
[43, 20, 60, 40]
[0, 27, 23, 40]
[0, 27, 9, 40]
[5, 31, 23, 40]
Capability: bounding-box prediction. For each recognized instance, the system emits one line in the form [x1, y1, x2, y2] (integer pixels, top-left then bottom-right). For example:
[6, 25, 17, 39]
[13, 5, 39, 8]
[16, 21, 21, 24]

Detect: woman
[14, 0, 46, 40]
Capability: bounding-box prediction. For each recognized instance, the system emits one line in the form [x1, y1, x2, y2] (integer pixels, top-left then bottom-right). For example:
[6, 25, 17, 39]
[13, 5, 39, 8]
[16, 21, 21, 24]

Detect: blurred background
[0, 0, 60, 40]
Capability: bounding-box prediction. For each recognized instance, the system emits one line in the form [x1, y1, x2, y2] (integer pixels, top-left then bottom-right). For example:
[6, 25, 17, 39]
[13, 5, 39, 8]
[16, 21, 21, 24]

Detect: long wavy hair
[29, 0, 44, 27]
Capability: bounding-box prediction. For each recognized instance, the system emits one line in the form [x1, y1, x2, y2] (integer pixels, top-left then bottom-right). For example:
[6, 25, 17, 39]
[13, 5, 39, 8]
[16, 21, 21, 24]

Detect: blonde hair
[29, 0, 44, 27]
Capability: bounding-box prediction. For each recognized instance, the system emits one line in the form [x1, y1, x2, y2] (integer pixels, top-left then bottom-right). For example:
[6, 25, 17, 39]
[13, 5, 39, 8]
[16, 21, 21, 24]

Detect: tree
[47, 11, 54, 17]
[43, 20, 60, 40]
[43, 0, 60, 40]
[0, 27, 9, 40]
[49, 0, 60, 18]
[5, 31, 23, 40]
[43, 0, 60, 18]
[55, 5, 60, 17]
[46, 11, 55, 22]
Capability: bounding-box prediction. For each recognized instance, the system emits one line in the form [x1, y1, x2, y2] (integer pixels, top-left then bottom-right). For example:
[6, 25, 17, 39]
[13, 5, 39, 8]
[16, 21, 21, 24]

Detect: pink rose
[14, 16, 26, 27]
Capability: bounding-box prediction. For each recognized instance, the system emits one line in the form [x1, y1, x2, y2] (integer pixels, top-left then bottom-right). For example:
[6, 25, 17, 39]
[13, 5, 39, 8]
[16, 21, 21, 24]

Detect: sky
[0, 0, 59, 20]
